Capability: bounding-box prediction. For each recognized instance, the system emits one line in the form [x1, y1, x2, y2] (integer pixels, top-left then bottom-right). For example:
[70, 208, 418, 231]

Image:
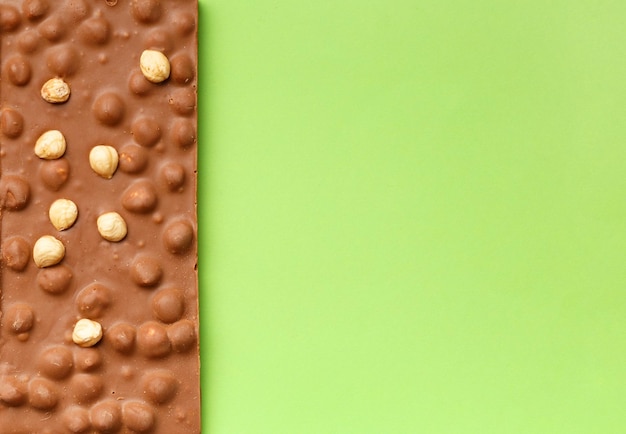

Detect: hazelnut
[140, 50, 170, 83]
[33, 235, 65, 268]
[97, 212, 127, 242]
[35, 130, 67, 160]
[72, 319, 103, 347]
[41, 77, 70, 103]
[89, 145, 119, 179]
[49, 199, 78, 231]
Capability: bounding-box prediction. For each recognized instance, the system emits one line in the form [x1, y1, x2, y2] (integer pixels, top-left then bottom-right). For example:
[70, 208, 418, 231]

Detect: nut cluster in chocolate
[0, 0, 200, 432]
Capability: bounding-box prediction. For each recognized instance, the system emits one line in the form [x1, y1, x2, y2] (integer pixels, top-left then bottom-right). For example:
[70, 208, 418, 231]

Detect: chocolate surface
[0, 1, 199, 432]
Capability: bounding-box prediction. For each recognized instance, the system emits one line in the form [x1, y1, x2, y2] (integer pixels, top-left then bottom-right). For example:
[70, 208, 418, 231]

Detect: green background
[198, 1, 626, 433]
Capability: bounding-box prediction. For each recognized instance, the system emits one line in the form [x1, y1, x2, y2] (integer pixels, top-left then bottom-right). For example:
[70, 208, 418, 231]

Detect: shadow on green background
[199, 1, 626, 433]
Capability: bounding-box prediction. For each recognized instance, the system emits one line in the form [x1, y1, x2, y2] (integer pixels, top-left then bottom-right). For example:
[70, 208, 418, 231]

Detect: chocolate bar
[0, 1, 200, 432]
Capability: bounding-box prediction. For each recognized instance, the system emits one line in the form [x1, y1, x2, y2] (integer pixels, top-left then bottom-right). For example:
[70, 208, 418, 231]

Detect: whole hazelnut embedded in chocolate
[97, 211, 127, 242]
[89, 145, 119, 179]
[72, 318, 103, 348]
[41, 77, 71, 103]
[35, 130, 67, 160]
[33, 235, 65, 268]
[49, 198, 78, 231]
[139, 49, 170, 83]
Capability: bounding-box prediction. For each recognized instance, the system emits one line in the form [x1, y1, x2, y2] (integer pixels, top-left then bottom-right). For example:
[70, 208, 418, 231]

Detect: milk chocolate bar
[0, 1, 200, 432]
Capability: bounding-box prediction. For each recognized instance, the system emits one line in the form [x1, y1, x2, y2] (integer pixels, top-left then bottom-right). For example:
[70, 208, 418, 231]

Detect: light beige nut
[72, 319, 103, 347]
[33, 235, 65, 268]
[140, 50, 171, 83]
[41, 77, 70, 103]
[49, 199, 78, 231]
[89, 145, 119, 179]
[97, 212, 127, 242]
[35, 130, 67, 160]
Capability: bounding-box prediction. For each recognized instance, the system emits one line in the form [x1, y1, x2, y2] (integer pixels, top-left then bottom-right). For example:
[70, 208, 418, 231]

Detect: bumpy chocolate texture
[0, 0, 199, 432]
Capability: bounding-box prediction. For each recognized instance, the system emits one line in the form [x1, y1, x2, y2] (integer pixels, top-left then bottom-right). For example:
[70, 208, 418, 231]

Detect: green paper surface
[198, 1, 626, 433]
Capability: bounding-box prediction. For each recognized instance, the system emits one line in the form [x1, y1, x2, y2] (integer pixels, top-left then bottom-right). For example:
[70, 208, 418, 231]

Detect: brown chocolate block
[0, 1, 200, 432]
